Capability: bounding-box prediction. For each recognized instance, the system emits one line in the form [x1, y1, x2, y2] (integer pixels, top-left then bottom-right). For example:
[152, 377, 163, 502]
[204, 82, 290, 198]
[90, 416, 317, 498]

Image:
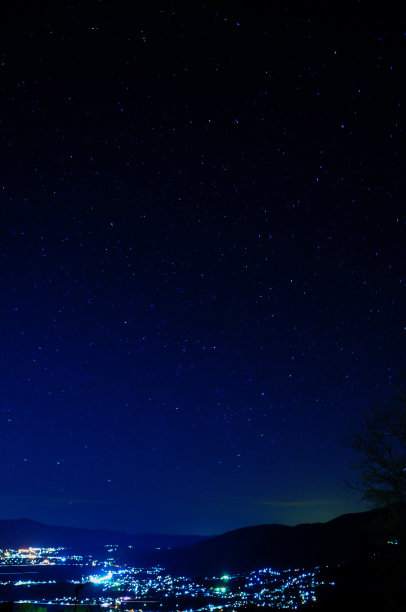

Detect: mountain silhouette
[148, 508, 395, 574]
[0, 519, 207, 553]
[0, 509, 396, 576]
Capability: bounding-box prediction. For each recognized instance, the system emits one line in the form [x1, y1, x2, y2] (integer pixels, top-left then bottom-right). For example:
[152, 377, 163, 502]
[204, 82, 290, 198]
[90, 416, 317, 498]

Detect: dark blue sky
[0, 0, 405, 535]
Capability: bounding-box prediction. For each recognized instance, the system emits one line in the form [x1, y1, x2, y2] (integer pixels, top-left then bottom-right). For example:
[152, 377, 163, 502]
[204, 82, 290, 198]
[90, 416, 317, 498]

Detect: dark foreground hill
[301, 544, 406, 612]
[0, 519, 207, 553]
[149, 508, 397, 575]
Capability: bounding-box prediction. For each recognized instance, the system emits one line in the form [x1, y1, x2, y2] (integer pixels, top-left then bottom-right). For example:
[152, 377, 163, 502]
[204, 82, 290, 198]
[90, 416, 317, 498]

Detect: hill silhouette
[147, 508, 396, 575]
[0, 509, 397, 576]
[0, 519, 207, 553]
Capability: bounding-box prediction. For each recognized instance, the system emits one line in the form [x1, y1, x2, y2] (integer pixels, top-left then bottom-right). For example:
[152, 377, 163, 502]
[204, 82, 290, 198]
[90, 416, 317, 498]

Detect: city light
[0, 543, 336, 610]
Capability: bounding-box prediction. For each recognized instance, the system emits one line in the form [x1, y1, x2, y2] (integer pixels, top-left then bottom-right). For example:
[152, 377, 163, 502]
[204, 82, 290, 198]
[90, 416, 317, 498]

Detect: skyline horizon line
[0, 504, 377, 539]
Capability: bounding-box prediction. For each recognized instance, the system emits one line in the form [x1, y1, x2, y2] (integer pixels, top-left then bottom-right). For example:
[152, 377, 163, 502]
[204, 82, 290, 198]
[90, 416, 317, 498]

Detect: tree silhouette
[349, 382, 406, 537]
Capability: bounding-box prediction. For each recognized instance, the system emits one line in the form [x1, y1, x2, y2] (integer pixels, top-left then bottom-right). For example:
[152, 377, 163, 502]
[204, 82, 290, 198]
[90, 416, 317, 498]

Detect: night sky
[0, 1, 405, 536]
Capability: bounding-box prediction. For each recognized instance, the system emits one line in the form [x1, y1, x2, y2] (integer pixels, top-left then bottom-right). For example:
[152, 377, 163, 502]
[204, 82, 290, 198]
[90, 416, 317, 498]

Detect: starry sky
[0, 1, 405, 536]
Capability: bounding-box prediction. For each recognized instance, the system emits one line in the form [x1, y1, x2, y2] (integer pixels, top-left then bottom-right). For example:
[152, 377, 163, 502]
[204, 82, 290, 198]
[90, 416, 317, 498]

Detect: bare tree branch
[348, 386, 406, 527]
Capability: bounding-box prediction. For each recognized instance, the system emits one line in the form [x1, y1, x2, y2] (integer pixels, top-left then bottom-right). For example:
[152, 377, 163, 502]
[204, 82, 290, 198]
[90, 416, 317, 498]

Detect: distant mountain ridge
[0, 509, 396, 576]
[0, 518, 207, 552]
